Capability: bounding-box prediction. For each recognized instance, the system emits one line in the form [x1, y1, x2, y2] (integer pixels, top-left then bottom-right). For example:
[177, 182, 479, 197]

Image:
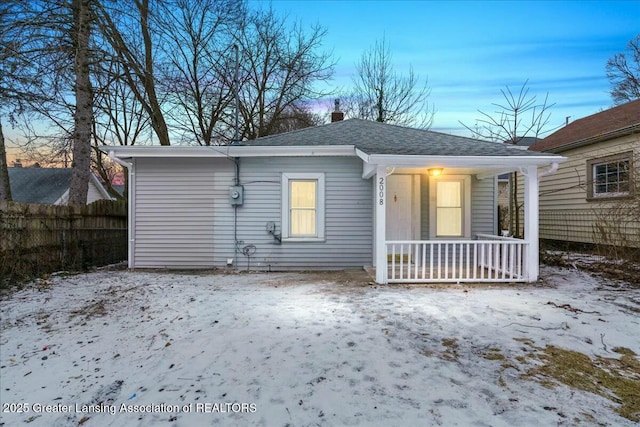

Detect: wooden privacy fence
[0, 200, 127, 284]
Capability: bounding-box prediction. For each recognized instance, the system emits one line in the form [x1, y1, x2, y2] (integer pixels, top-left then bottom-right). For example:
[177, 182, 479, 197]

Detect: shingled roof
[8, 168, 74, 204]
[246, 118, 556, 157]
[530, 99, 640, 153]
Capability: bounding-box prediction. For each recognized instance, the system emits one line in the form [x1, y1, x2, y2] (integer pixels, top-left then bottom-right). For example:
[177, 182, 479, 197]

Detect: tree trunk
[138, 0, 170, 146]
[0, 120, 12, 201]
[68, 0, 93, 205]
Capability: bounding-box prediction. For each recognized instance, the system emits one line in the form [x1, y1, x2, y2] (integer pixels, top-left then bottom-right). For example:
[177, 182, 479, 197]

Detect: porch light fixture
[428, 168, 443, 177]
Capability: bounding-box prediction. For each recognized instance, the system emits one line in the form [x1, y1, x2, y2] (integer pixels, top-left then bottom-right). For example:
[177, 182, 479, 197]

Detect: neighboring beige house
[8, 167, 113, 205]
[529, 99, 640, 248]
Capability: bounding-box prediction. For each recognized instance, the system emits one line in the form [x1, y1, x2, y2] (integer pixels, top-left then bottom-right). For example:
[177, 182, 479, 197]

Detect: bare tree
[1, 0, 76, 164]
[349, 36, 434, 129]
[0, 2, 16, 198]
[0, 120, 11, 201]
[264, 103, 323, 134]
[1, 0, 95, 204]
[461, 80, 554, 237]
[606, 34, 640, 105]
[235, 8, 334, 140]
[97, 1, 331, 145]
[91, 56, 150, 198]
[68, 0, 93, 205]
[160, 0, 244, 145]
[95, 0, 171, 146]
[4, 0, 336, 187]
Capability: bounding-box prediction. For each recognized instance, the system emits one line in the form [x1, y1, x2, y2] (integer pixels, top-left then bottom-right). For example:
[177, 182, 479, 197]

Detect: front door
[386, 175, 420, 240]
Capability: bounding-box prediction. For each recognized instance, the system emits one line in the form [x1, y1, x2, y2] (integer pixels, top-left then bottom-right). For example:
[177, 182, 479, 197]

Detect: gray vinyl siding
[131, 156, 500, 269]
[420, 174, 430, 239]
[133, 157, 235, 268]
[470, 176, 496, 236]
[132, 156, 372, 269]
[232, 156, 372, 270]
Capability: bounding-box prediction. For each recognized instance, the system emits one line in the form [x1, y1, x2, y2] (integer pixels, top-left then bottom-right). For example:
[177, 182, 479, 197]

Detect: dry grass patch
[441, 338, 459, 362]
[520, 344, 640, 422]
[481, 347, 506, 361]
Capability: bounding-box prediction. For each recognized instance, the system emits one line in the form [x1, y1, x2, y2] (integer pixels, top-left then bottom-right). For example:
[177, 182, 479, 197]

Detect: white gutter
[108, 150, 133, 168]
[101, 145, 357, 159]
[365, 154, 564, 168]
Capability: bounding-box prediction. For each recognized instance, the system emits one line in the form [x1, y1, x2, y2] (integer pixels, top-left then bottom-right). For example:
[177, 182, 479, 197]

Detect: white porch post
[375, 165, 387, 284]
[523, 166, 539, 281]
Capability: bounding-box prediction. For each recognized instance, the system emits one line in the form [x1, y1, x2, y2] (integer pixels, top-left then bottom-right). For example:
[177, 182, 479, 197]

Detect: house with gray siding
[103, 118, 564, 284]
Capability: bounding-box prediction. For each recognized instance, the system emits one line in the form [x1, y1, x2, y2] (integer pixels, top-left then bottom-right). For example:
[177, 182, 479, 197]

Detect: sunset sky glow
[5, 1, 639, 163]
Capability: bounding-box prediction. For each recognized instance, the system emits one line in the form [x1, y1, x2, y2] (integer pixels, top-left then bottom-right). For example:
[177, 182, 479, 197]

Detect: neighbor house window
[429, 176, 471, 238]
[587, 152, 633, 199]
[281, 173, 325, 241]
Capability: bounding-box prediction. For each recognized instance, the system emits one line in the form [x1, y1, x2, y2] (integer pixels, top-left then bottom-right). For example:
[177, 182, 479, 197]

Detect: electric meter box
[229, 185, 244, 205]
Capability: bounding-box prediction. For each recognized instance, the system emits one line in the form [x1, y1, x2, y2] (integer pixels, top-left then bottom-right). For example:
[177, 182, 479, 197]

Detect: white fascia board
[364, 154, 566, 169]
[356, 148, 377, 178]
[355, 148, 370, 162]
[100, 145, 356, 159]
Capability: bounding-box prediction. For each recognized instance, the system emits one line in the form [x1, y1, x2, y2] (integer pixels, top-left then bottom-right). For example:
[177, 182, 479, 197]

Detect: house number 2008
[378, 177, 384, 205]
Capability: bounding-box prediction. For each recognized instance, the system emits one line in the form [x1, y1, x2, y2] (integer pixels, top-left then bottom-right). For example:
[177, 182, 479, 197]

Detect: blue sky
[258, 0, 639, 135]
[5, 0, 638, 164]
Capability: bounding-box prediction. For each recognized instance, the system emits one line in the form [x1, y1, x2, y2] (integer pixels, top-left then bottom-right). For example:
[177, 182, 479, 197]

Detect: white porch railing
[386, 235, 528, 283]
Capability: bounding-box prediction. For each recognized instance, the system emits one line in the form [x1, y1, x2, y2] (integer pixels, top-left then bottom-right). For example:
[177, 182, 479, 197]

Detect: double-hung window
[587, 152, 633, 199]
[281, 173, 325, 241]
[429, 175, 471, 238]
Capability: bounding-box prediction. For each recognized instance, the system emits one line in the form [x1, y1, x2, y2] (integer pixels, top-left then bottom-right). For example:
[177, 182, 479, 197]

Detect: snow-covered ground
[1, 266, 638, 427]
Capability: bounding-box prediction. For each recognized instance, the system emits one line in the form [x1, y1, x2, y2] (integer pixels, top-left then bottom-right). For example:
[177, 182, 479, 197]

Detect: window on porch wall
[436, 181, 462, 236]
[429, 176, 471, 239]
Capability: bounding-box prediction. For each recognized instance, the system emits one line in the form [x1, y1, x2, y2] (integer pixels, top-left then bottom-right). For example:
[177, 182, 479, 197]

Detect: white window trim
[587, 152, 633, 200]
[281, 173, 325, 242]
[428, 175, 471, 239]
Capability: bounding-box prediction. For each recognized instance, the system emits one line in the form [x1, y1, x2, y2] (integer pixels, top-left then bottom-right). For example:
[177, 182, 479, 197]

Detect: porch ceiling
[384, 166, 518, 178]
[358, 151, 565, 179]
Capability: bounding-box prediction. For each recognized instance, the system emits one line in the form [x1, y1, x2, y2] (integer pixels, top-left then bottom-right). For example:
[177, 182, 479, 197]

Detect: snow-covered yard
[1, 266, 638, 427]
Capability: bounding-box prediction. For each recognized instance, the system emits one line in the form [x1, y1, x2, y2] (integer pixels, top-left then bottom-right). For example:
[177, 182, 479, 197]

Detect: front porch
[363, 161, 551, 284]
[386, 235, 528, 283]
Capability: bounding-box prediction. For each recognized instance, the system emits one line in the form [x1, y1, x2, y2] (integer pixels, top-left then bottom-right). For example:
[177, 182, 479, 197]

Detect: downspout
[232, 43, 241, 268]
[108, 151, 132, 170]
[538, 162, 559, 177]
[108, 151, 134, 268]
[233, 157, 240, 268]
[519, 162, 559, 178]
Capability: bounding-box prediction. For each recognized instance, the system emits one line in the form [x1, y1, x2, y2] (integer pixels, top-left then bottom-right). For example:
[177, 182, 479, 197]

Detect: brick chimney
[331, 99, 344, 122]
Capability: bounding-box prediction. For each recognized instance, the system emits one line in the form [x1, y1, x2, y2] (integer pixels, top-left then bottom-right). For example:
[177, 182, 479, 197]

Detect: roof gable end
[531, 99, 640, 152]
